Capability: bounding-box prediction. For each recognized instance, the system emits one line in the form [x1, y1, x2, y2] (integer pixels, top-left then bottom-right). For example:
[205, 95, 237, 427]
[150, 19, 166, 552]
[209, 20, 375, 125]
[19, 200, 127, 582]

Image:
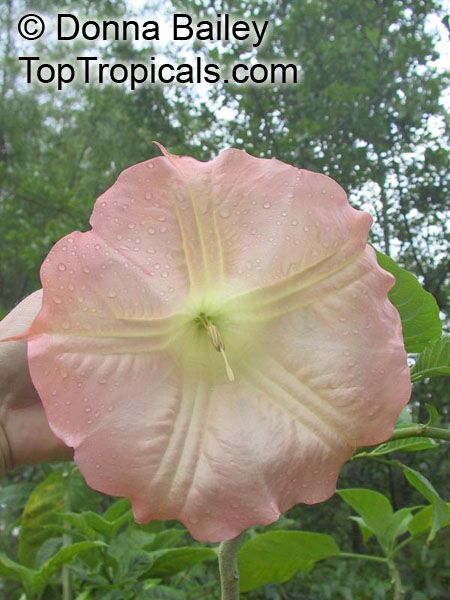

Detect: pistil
[198, 313, 235, 382]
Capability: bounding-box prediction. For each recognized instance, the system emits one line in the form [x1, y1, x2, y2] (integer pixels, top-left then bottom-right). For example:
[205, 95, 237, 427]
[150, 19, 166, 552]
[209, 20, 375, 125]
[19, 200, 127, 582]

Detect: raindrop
[83, 267, 90, 274]
[53, 296, 62, 304]
[219, 207, 231, 218]
[58, 263, 66, 272]
[263, 201, 271, 209]
[291, 219, 298, 226]
[128, 222, 136, 229]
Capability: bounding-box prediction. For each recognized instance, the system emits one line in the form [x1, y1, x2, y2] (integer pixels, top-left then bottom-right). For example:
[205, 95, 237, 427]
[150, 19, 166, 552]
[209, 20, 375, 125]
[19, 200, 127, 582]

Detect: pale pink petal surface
[26, 148, 411, 542]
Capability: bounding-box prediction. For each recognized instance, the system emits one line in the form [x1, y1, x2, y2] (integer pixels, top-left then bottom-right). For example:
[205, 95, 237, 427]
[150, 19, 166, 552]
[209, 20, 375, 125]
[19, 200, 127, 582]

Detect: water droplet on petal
[263, 201, 271, 209]
[53, 296, 62, 304]
[58, 263, 66, 272]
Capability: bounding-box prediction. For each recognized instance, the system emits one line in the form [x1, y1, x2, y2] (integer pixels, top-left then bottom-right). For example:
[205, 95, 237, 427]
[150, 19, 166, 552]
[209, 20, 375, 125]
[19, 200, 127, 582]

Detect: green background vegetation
[0, 0, 449, 598]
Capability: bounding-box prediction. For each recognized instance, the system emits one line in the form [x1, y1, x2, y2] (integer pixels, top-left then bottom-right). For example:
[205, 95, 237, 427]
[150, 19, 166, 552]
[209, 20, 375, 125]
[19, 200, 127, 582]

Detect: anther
[198, 314, 235, 382]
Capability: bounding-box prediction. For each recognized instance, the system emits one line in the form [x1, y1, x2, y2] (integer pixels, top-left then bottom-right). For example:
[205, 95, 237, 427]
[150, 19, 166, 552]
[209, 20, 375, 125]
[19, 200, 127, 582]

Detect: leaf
[19, 472, 65, 567]
[384, 508, 414, 549]
[411, 336, 450, 382]
[401, 466, 449, 542]
[424, 403, 439, 426]
[348, 516, 374, 544]
[144, 529, 186, 551]
[146, 547, 217, 578]
[141, 586, 186, 599]
[35, 538, 63, 569]
[60, 512, 98, 540]
[238, 531, 339, 592]
[337, 489, 393, 548]
[0, 482, 34, 507]
[408, 504, 450, 537]
[362, 436, 438, 456]
[0, 553, 37, 595]
[37, 541, 106, 585]
[108, 528, 158, 579]
[103, 499, 131, 521]
[376, 252, 442, 352]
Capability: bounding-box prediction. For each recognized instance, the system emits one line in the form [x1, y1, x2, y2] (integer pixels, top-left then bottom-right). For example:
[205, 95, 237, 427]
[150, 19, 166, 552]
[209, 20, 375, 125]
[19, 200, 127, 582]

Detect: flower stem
[218, 533, 245, 600]
[62, 468, 72, 600]
[387, 559, 404, 600]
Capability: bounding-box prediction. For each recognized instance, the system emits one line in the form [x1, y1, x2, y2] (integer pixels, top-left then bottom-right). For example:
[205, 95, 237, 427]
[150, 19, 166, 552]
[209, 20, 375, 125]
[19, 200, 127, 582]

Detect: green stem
[388, 425, 450, 442]
[62, 469, 72, 600]
[391, 536, 415, 558]
[338, 552, 387, 564]
[387, 559, 404, 600]
[218, 533, 245, 600]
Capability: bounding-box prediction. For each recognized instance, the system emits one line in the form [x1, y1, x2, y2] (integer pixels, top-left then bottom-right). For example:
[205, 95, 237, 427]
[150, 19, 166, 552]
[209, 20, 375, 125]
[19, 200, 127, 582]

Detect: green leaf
[144, 529, 186, 551]
[348, 516, 374, 544]
[37, 541, 106, 585]
[375, 252, 442, 352]
[238, 531, 339, 592]
[337, 489, 393, 547]
[424, 403, 439, 426]
[0, 482, 34, 507]
[146, 547, 217, 578]
[141, 586, 186, 599]
[60, 512, 98, 540]
[401, 466, 449, 542]
[35, 538, 63, 569]
[19, 472, 65, 567]
[384, 508, 415, 549]
[0, 552, 37, 595]
[408, 504, 450, 537]
[411, 336, 450, 382]
[361, 436, 438, 456]
[103, 499, 131, 522]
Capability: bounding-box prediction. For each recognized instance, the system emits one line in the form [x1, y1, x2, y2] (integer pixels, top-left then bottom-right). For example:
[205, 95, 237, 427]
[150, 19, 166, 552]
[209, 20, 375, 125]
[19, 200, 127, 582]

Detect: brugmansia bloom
[21, 146, 411, 542]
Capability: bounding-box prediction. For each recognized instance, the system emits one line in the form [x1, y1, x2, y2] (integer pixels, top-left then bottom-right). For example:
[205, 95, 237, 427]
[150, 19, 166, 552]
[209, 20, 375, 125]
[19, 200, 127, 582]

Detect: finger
[3, 402, 73, 470]
[0, 291, 43, 408]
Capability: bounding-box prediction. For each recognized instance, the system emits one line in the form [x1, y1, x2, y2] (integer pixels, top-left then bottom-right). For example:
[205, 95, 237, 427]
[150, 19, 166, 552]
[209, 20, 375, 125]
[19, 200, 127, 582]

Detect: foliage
[0, 0, 449, 598]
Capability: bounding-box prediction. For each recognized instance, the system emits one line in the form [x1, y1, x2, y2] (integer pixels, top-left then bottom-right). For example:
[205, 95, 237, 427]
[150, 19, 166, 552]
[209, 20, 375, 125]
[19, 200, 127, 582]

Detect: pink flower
[23, 146, 411, 542]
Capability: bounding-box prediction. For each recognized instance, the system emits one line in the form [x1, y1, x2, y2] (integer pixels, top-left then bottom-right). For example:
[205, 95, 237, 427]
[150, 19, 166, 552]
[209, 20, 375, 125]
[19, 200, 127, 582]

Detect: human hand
[0, 291, 73, 478]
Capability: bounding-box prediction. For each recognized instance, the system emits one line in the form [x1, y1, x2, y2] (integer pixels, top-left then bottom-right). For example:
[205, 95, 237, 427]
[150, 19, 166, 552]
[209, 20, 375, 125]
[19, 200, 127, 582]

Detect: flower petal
[26, 148, 411, 542]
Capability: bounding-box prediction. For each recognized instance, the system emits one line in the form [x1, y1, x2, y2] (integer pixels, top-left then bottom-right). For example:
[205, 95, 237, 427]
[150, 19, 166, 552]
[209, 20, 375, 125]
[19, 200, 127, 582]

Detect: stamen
[198, 314, 235, 382]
